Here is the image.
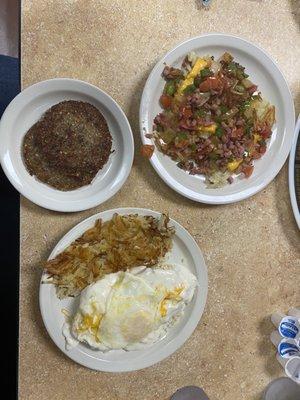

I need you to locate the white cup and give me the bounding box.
[263,377,300,399]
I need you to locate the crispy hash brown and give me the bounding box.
[44,213,175,299]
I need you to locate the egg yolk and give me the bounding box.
[121,310,154,342]
[159,286,184,317]
[76,303,103,343]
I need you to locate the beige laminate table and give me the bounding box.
[20,1,300,399]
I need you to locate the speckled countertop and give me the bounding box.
[20,1,300,399]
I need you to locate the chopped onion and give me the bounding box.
[198,92,211,106]
[210,60,221,74]
[231,90,244,96]
[187,51,197,66]
[242,78,254,89]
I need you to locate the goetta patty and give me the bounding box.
[23,100,112,191]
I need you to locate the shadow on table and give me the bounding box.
[257,316,282,377]
[20,203,82,367]
[289,0,300,29]
[294,87,300,118]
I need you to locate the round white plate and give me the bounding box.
[0,78,134,212]
[39,208,208,372]
[140,34,295,204]
[289,115,300,229]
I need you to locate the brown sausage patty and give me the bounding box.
[22,100,112,191]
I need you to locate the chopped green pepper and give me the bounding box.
[183,84,196,94]
[209,152,218,160]
[194,75,202,87]
[240,100,251,112]
[220,105,229,114]
[159,129,176,144]
[177,132,188,140]
[215,126,224,138]
[227,62,237,73]
[194,108,206,118]
[190,143,197,151]
[200,68,212,78]
[236,67,248,81]
[165,81,176,96]
[214,116,223,124]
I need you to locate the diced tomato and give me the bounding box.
[242,165,254,178]
[160,94,172,109]
[248,85,258,95]
[260,127,271,139]
[141,144,155,158]
[198,77,223,92]
[259,145,267,154]
[181,106,193,119]
[252,150,262,160]
[231,127,244,138]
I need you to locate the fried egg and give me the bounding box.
[63,264,197,351]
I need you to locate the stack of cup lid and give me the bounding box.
[270,308,300,385]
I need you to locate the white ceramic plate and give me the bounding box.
[140,34,295,204]
[0,78,134,212]
[39,208,208,372]
[289,115,300,229]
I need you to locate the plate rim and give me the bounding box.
[139,33,295,204]
[39,207,208,372]
[288,115,300,229]
[0,78,134,212]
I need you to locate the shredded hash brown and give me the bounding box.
[44,213,175,299]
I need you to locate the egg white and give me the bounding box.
[65,264,197,351]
